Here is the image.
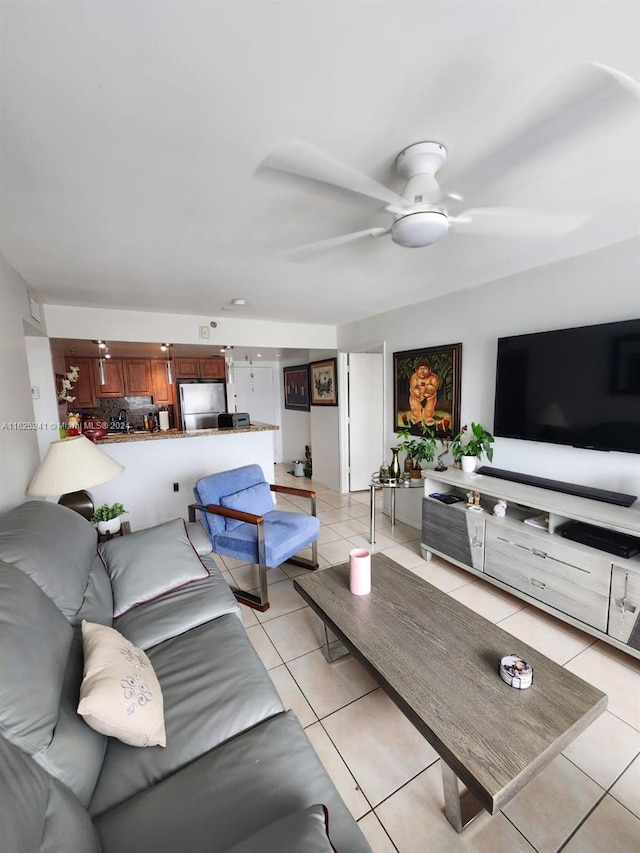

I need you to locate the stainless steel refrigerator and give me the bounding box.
[178,380,227,431]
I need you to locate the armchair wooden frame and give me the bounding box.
[189,484,319,611]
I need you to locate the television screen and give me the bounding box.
[494,319,640,455]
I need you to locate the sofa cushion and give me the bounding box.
[219,481,275,530]
[114,562,240,650]
[90,613,284,816]
[40,628,108,806]
[78,621,166,748]
[184,520,213,555]
[94,711,371,853]
[0,501,98,620]
[214,510,319,567]
[99,518,209,617]
[223,805,335,853]
[76,553,114,625]
[0,562,106,806]
[0,735,100,853]
[0,559,72,753]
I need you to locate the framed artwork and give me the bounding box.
[393,343,462,437]
[283,364,310,411]
[310,358,338,406]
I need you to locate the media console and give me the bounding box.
[421,467,640,659]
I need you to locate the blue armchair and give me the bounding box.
[189,464,320,611]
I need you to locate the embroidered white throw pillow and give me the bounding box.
[77,621,166,747]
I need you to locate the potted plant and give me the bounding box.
[397,424,437,477]
[90,502,127,535]
[451,423,495,473]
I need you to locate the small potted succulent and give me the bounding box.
[90,502,127,535]
[451,423,495,473]
[397,423,437,477]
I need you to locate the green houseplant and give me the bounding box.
[397,424,437,477]
[451,423,494,472]
[90,502,127,535]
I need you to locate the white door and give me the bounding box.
[348,352,384,491]
[233,365,281,462]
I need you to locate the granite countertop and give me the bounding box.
[95,422,279,444]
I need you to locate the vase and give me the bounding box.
[461,456,477,473]
[97,517,121,536]
[389,447,402,481]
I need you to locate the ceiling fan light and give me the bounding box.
[391,211,448,248]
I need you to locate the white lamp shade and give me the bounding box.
[26,435,124,497]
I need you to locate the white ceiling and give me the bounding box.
[2,1,639,328]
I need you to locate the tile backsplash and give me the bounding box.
[74,397,175,431]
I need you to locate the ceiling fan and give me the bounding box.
[257,62,639,258]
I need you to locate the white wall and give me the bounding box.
[24,335,61,459]
[44,305,337,351]
[338,238,640,516]
[88,430,277,531]
[0,255,47,510]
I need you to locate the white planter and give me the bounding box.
[97,517,121,535]
[461,456,478,473]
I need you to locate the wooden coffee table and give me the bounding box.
[293,554,607,832]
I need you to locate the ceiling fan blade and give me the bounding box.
[283,227,389,260]
[450,207,588,237]
[258,140,408,213]
[453,62,640,199]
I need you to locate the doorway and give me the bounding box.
[345,349,385,492]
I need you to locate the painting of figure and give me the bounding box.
[393,344,461,437]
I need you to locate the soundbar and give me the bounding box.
[476,466,637,508]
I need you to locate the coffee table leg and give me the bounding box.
[441,761,484,833]
[321,623,350,663]
[369,484,376,545]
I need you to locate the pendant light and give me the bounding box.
[161,344,173,384]
[95,340,107,385]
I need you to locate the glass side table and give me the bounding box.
[369,476,424,544]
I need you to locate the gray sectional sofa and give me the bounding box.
[0,501,371,853]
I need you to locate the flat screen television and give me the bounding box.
[494,319,640,455]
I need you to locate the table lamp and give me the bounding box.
[26,435,124,519]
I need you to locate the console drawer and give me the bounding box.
[422,498,484,571]
[484,526,611,631]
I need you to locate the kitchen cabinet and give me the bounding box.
[64,357,97,408]
[174,357,225,379]
[200,358,226,379]
[174,358,200,378]
[151,359,175,405]
[123,359,153,396]
[93,358,125,397]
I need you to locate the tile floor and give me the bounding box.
[212,465,640,852]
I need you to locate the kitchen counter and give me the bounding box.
[95,422,279,444]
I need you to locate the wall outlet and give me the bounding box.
[199,325,210,339]
[173,482,179,492]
